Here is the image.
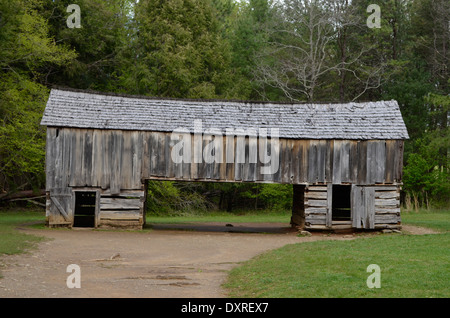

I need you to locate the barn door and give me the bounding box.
[351,186,375,229]
[48,188,73,226]
[73,190,99,228]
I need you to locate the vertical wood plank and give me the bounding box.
[317,140,326,183]
[226,136,234,181]
[74,130,85,187]
[62,129,72,188]
[164,134,173,178]
[54,128,62,189]
[385,140,395,184]
[182,135,192,180]
[262,138,273,183]
[212,135,222,180]
[149,132,158,176]
[255,136,263,182]
[191,133,199,180]
[375,141,386,183]
[326,183,333,227]
[366,141,376,185]
[47,128,57,190]
[91,130,100,187]
[242,137,250,181]
[300,140,309,183]
[351,185,363,228]
[150,132,158,176]
[341,141,350,183]
[308,140,318,184]
[110,131,123,195]
[132,131,144,188]
[247,136,257,182]
[365,187,375,229]
[289,139,295,183]
[171,132,181,179]
[272,138,282,183]
[219,136,227,181]
[357,141,367,185]
[332,140,342,184]
[142,132,150,179]
[281,139,291,183]
[292,140,301,184]
[120,131,132,189]
[360,187,367,228]
[349,141,358,184]
[204,135,213,179]
[156,132,166,177]
[325,140,333,183]
[101,130,111,190]
[83,129,93,187]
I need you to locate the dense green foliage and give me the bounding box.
[0,0,448,211]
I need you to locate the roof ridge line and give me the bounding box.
[49,86,390,106]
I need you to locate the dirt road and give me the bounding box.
[0,223,437,298]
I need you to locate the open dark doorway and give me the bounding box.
[73,191,96,227]
[332,185,351,221]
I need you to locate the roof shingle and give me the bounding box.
[40,88,409,140]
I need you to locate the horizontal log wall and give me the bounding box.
[304,186,327,228]
[46,188,145,228]
[97,189,145,228]
[374,185,401,228]
[305,184,401,230]
[45,127,405,189]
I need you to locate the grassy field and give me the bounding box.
[401,209,450,232]
[145,209,291,225]
[0,208,46,257]
[224,209,450,298]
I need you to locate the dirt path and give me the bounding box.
[0,223,439,298]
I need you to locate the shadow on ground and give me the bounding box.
[147,222,297,234]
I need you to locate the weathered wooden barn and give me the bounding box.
[41,88,409,230]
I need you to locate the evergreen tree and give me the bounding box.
[118,0,233,99]
[42,0,130,91]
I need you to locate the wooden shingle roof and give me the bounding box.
[41,88,409,140]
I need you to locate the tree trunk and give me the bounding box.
[0,189,46,201]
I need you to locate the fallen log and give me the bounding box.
[0,189,46,201]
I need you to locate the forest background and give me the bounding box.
[0,0,448,213]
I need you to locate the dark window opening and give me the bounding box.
[73,192,96,227]
[332,185,351,221]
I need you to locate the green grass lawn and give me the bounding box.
[0,209,46,256]
[224,209,450,298]
[145,209,291,225]
[401,209,450,232]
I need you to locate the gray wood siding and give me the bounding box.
[305,184,401,230]
[45,127,405,190]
